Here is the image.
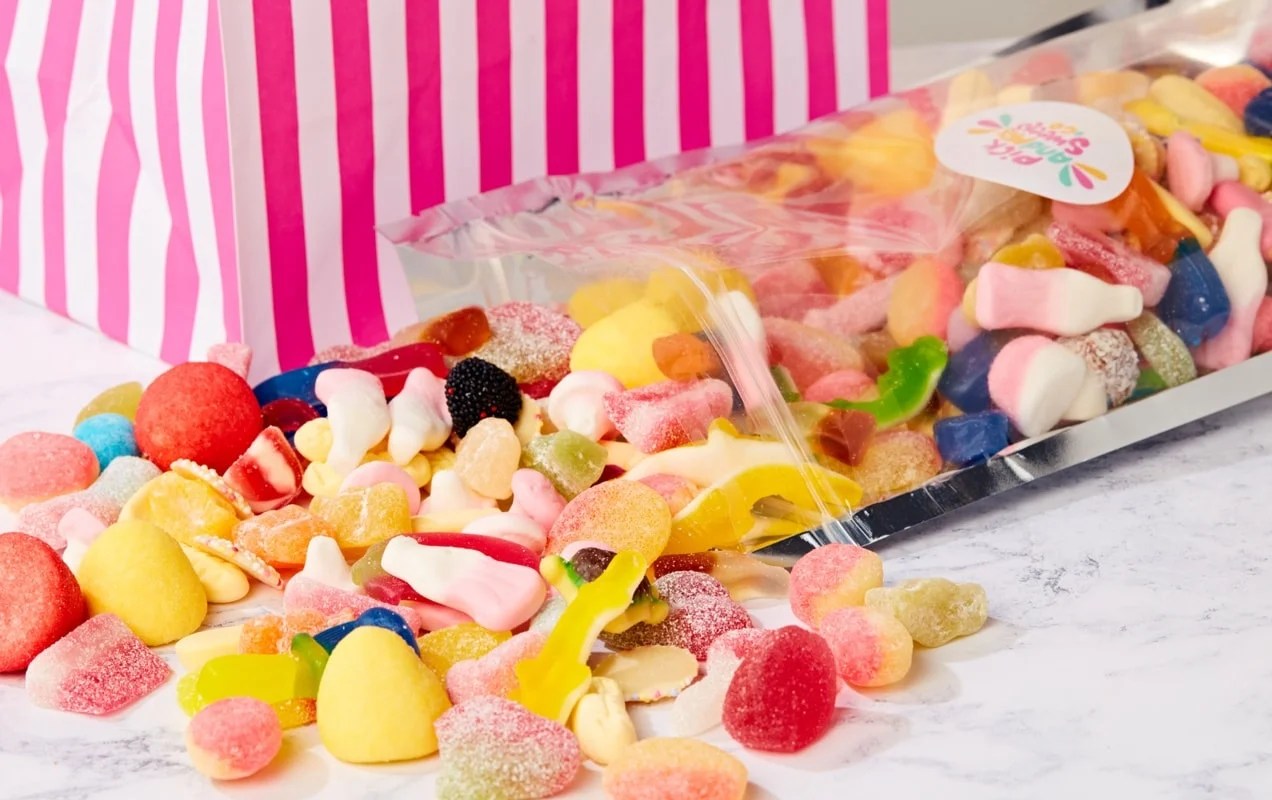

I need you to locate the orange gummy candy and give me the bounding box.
[233,504,334,569]
[811,252,871,296]
[848,430,942,504]
[240,610,329,655]
[1107,169,1188,262]
[420,306,493,357]
[652,333,724,382]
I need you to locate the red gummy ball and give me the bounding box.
[135,362,263,472]
[0,532,87,672]
[722,625,838,753]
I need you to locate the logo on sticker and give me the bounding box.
[935,101,1133,205]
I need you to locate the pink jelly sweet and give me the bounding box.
[604,379,734,454]
[788,543,884,628]
[186,697,283,780]
[0,432,100,510]
[16,491,120,550]
[0,533,87,673]
[1047,222,1172,305]
[1208,181,1272,260]
[446,630,547,705]
[803,369,877,404]
[802,276,897,337]
[474,301,582,384]
[1253,296,1272,355]
[721,625,838,752]
[886,257,963,346]
[705,628,774,672]
[283,574,425,632]
[763,317,867,391]
[752,259,835,320]
[25,614,171,715]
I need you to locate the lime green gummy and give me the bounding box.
[195,653,314,707]
[829,336,948,428]
[290,633,330,686]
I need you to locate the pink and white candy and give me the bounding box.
[297,536,359,593]
[462,512,547,553]
[419,470,498,515]
[340,461,422,515]
[507,469,566,532]
[988,335,1091,438]
[387,368,451,464]
[1194,207,1267,370]
[314,369,391,476]
[974,262,1143,337]
[1208,181,1272,260]
[547,371,623,441]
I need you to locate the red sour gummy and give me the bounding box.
[0,533,87,672]
[722,625,838,752]
[260,398,320,435]
[134,362,263,472]
[408,533,541,572]
[343,343,447,398]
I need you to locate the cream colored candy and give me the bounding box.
[293,418,333,463]
[1149,75,1242,133]
[412,508,499,533]
[387,368,451,464]
[298,535,359,593]
[940,69,995,129]
[190,535,283,589]
[995,83,1033,105]
[175,625,245,672]
[418,470,497,515]
[61,537,88,574]
[1239,153,1272,191]
[302,461,342,498]
[315,369,392,477]
[180,544,250,604]
[569,677,637,766]
[514,394,545,445]
[594,645,699,703]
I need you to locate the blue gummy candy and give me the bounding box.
[936,331,1006,413]
[314,607,419,655]
[72,413,138,470]
[1157,240,1231,347]
[934,411,1011,468]
[252,362,337,410]
[1245,86,1272,137]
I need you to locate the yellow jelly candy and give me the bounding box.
[75,381,143,426]
[1148,178,1213,249]
[644,257,756,332]
[318,626,451,763]
[570,299,682,388]
[175,625,244,672]
[177,671,203,715]
[425,446,457,474]
[990,233,1064,269]
[310,484,411,553]
[939,68,995,129]
[817,108,936,196]
[1239,153,1272,191]
[420,623,511,683]
[293,418,333,463]
[1124,98,1180,137]
[1149,75,1242,133]
[196,652,318,708]
[512,550,648,724]
[118,471,240,546]
[401,453,433,487]
[622,419,802,487]
[77,520,208,646]
[663,463,861,555]
[179,544,250,604]
[995,83,1033,105]
[1183,120,1272,163]
[567,277,645,328]
[301,461,341,498]
[1077,69,1150,107]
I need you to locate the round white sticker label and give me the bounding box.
[934,101,1134,205]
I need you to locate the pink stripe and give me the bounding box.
[543,0,578,175]
[0,1,20,296]
[803,0,837,118]
[96,0,136,343]
[253,0,315,368]
[405,0,444,211]
[203,0,240,341]
[330,0,388,347]
[611,0,645,168]
[676,0,709,152]
[155,0,199,362]
[866,0,889,97]
[738,0,773,140]
[476,0,511,192]
[38,0,85,316]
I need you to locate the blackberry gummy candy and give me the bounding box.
[445,357,523,438]
[722,625,838,753]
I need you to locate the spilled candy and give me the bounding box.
[866,577,989,647]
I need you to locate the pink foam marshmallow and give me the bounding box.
[1208,181,1272,261]
[283,574,425,632]
[974,262,1143,336]
[1165,132,1214,211]
[1193,207,1268,370]
[988,335,1089,438]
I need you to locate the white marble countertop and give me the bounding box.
[5,271,1272,800]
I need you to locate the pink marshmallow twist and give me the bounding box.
[988,335,1090,438]
[1193,207,1267,370]
[974,262,1143,337]
[1208,181,1272,261]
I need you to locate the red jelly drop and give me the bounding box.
[261,398,320,435]
[363,574,427,604]
[408,533,540,572]
[722,625,838,753]
[343,343,447,397]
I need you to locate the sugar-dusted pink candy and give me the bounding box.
[435,696,581,799]
[788,543,884,628]
[474,301,582,384]
[186,697,283,780]
[803,369,877,404]
[763,317,866,391]
[604,379,733,454]
[0,432,99,510]
[1209,181,1272,260]
[1165,131,1214,212]
[601,572,753,661]
[802,275,896,337]
[445,630,547,705]
[207,343,253,380]
[656,570,731,604]
[16,491,120,551]
[283,574,425,633]
[1196,64,1271,115]
[0,533,87,673]
[25,613,171,715]
[721,625,838,753]
[752,259,834,320]
[820,606,914,687]
[637,473,699,515]
[1047,222,1172,305]
[706,628,774,672]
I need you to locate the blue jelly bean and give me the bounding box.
[936,331,1008,413]
[314,607,418,655]
[1244,86,1272,137]
[72,413,138,470]
[934,411,1011,467]
[253,362,337,410]
[1157,239,1231,347]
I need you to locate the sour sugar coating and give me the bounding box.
[546,480,671,564]
[434,696,581,800]
[1047,222,1172,306]
[987,335,1090,438]
[472,301,582,385]
[85,456,160,507]
[600,572,753,661]
[638,474,699,516]
[240,610,328,654]
[234,505,334,570]
[602,737,748,800]
[0,533,87,672]
[1209,181,1272,260]
[820,606,914,687]
[16,492,119,551]
[973,262,1143,336]
[185,697,283,781]
[283,574,425,633]
[445,630,546,705]
[846,430,941,507]
[1058,329,1141,407]
[789,543,884,628]
[26,613,171,715]
[866,577,989,647]
[803,275,895,338]
[763,317,866,392]
[310,483,411,554]
[72,414,138,471]
[419,622,512,684]
[134,362,263,472]
[0,432,99,510]
[520,432,607,501]
[453,417,521,501]
[886,257,964,346]
[722,625,838,753]
[603,378,734,454]
[1127,312,1198,387]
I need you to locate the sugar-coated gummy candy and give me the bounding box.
[76,520,207,646]
[603,378,733,454]
[820,606,914,687]
[310,483,411,553]
[722,625,838,753]
[317,626,452,763]
[789,543,884,628]
[186,697,283,781]
[315,606,419,655]
[283,574,425,633]
[118,470,240,546]
[600,572,752,661]
[339,460,422,514]
[847,430,942,505]
[865,577,989,647]
[803,369,877,404]
[453,417,521,500]
[0,533,87,672]
[413,305,493,355]
[86,455,160,507]
[547,480,671,564]
[238,610,328,655]
[72,414,138,471]
[224,426,304,513]
[74,381,143,426]
[637,473,699,516]
[420,622,512,683]
[0,431,100,510]
[886,257,964,346]
[234,504,333,569]
[472,301,581,385]
[763,317,866,392]
[207,342,253,378]
[706,628,774,671]
[134,362,263,472]
[1127,311,1198,387]
[654,550,790,603]
[1058,329,1141,407]
[520,431,607,500]
[434,696,581,800]
[25,613,171,715]
[752,258,833,321]
[16,491,119,550]
[445,630,545,705]
[602,737,748,800]
[934,411,1010,467]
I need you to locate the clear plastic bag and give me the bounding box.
[382,0,1272,559]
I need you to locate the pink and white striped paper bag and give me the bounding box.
[0,0,888,379]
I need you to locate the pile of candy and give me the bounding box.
[0,296,987,796]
